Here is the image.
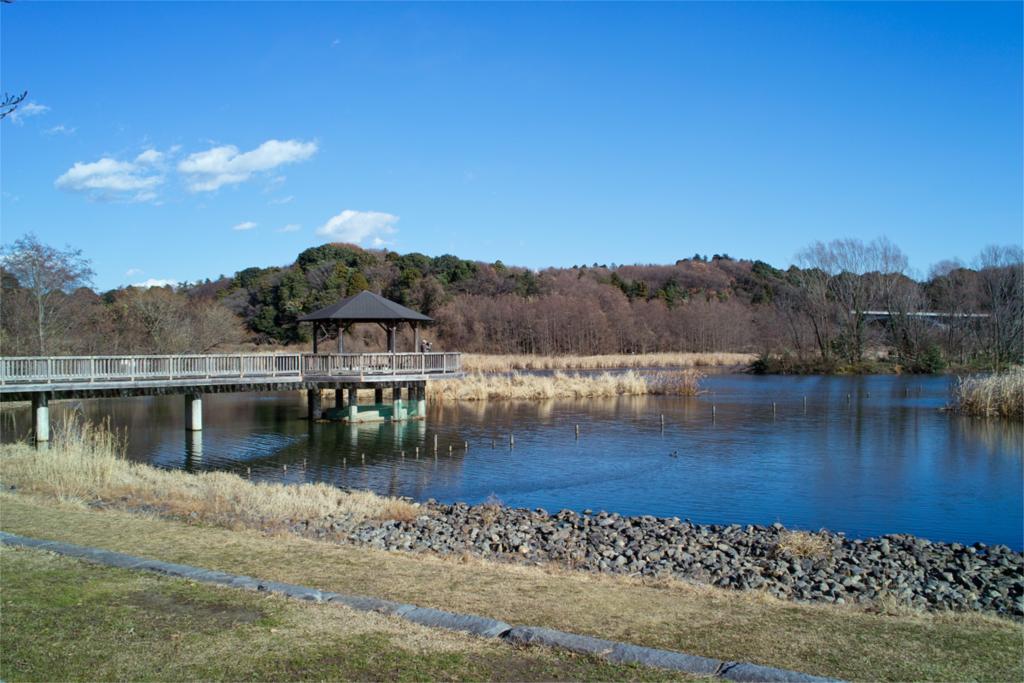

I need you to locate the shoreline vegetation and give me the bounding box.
[460,352,753,373]
[952,367,1024,420]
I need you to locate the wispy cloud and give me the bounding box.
[125,267,144,277]
[233,221,257,231]
[44,124,76,136]
[269,194,294,205]
[8,101,49,124]
[55,155,164,203]
[316,210,398,245]
[178,139,317,192]
[278,223,301,233]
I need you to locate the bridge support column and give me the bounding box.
[416,384,426,419]
[32,394,49,443]
[307,389,322,421]
[392,385,402,422]
[347,387,358,422]
[185,394,203,431]
[373,387,383,405]
[334,388,345,409]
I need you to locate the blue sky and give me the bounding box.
[2,1,1021,291]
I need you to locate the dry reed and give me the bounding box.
[775,530,833,560]
[462,352,754,373]
[0,412,419,529]
[953,368,1024,420]
[426,369,703,401]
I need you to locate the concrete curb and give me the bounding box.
[0,531,842,682]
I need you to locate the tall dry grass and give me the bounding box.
[462,352,753,373]
[426,369,703,402]
[0,412,419,529]
[953,368,1024,420]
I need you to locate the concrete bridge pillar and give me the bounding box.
[32,394,49,443]
[373,387,383,405]
[347,387,358,422]
[185,394,203,431]
[334,388,345,409]
[307,389,322,421]
[416,384,426,419]
[392,385,403,422]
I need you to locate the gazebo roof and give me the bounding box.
[298,290,432,324]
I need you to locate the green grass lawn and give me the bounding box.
[1,546,685,682]
[2,493,1021,682]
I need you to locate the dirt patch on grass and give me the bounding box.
[125,590,266,628]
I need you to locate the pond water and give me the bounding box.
[2,374,1021,548]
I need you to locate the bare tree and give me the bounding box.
[1,234,95,354]
[976,245,1024,369]
[797,237,909,363]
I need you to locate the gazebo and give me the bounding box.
[298,290,432,354]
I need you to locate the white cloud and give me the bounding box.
[278,223,301,233]
[44,124,76,136]
[316,210,399,245]
[125,267,144,277]
[55,156,164,202]
[9,101,49,124]
[233,221,257,231]
[131,278,176,289]
[135,149,164,164]
[178,139,317,192]
[269,194,294,205]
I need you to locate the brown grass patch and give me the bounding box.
[427,369,703,401]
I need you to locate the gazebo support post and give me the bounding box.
[416,383,426,418]
[347,387,358,422]
[392,385,402,422]
[374,387,383,405]
[307,389,322,420]
[412,323,420,353]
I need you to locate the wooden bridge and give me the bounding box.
[0,352,463,442]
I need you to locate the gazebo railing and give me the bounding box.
[300,352,460,377]
[0,352,461,386]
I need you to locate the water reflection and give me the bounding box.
[1,375,1020,548]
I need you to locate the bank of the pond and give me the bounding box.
[7,442,1018,618]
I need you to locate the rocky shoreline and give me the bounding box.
[292,500,1023,619]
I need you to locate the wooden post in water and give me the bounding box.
[509,433,515,448]
[803,395,807,413]
[772,402,777,418]
[575,424,580,439]
[448,443,453,454]
[433,434,438,451]
[660,414,665,430]
[712,405,717,422]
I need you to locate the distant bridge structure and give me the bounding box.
[858,310,990,324]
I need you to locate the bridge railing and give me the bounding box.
[0,352,461,386]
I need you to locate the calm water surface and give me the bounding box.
[3,375,1021,548]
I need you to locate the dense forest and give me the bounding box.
[2,234,1021,373]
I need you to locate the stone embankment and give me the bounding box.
[291,502,1023,618]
